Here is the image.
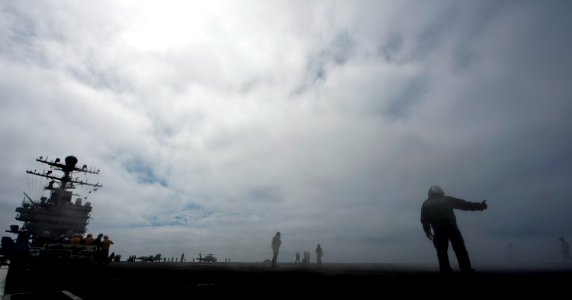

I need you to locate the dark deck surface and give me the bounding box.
[4,262,572,298]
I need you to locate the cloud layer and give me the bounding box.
[1,1,571,267]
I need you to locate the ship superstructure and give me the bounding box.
[8,155,102,247]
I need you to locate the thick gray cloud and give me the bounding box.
[1,1,571,268]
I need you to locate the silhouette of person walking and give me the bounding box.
[101,235,114,265]
[559,237,571,264]
[316,244,324,265]
[271,232,281,268]
[303,251,309,264]
[420,185,487,273]
[304,250,310,264]
[93,233,104,264]
[295,251,300,263]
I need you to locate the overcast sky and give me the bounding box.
[1,1,571,268]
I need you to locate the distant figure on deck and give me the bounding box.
[420,185,487,273]
[559,237,571,264]
[84,233,94,245]
[303,250,310,264]
[316,244,324,265]
[295,251,301,263]
[70,233,82,245]
[93,233,104,264]
[271,232,281,268]
[101,235,114,265]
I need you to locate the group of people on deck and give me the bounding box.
[35,230,114,264]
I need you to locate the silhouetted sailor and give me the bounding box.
[84,233,94,245]
[303,250,310,264]
[93,233,104,264]
[70,233,82,245]
[271,232,281,268]
[316,244,324,265]
[559,237,571,264]
[420,185,487,273]
[101,235,114,265]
